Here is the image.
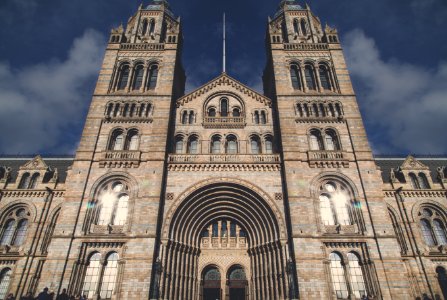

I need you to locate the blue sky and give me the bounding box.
[0,0,446,155]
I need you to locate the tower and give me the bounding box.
[263,0,412,299]
[38,1,185,298]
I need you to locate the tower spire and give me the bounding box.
[223,13,226,73]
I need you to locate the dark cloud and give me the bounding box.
[0,29,106,154]
[344,29,447,154]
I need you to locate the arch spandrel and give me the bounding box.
[162,177,287,242]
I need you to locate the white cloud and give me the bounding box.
[0,29,106,154]
[343,29,447,154]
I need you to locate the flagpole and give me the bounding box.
[223,13,226,73]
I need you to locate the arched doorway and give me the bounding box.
[227,265,247,300]
[202,266,221,300]
[156,180,296,300]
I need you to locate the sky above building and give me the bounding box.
[0,0,446,155]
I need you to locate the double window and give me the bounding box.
[309,128,340,151]
[329,252,367,299]
[409,172,430,189]
[0,208,30,247]
[82,252,119,299]
[108,129,139,151]
[419,207,447,247]
[18,172,40,189]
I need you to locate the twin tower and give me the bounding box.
[2,0,444,299]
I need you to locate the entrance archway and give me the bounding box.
[157,180,295,300]
[202,266,221,300]
[227,265,247,300]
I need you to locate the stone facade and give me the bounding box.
[0,0,447,299]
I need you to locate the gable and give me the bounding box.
[400,155,429,171]
[19,155,49,171]
[176,73,271,108]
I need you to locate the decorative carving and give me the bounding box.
[166,193,174,201]
[307,150,349,168]
[274,193,283,201]
[20,155,48,171]
[99,151,142,168]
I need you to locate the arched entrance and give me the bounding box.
[227,265,247,300]
[156,180,296,300]
[202,266,221,300]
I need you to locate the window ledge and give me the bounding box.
[203,117,246,129]
[323,224,357,235]
[308,150,349,168]
[99,151,141,168]
[91,224,125,235]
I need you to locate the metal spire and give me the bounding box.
[223,13,226,73]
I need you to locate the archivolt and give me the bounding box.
[163,177,286,247]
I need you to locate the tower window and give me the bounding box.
[265,136,274,154]
[220,98,228,117]
[149,19,156,36]
[208,108,216,117]
[18,173,31,189]
[319,65,332,90]
[309,129,324,151]
[142,19,149,36]
[250,136,261,154]
[211,135,221,154]
[329,252,348,299]
[0,268,12,300]
[418,207,447,247]
[175,136,184,154]
[188,136,199,154]
[132,64,145,90]
[232,108,240,117]
[304,65,317,90]
[300,19,307,35]
[117,65,130,90]
[260,111,267,124]
[147,64,159,90]
[290,65,302,90]
[293,19,299,35]
[0,207,30,246]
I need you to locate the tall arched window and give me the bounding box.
[132,64,145,90]
[18,173,31,189]
[211,136,221,154]
[309,129,324,150]
[109,130,125,151]
[304,65,317,90]
[96,181,130,226]
[254,111,260,124]
[250,136,261,154]
[181,111,188,124]
[100,253,119,299]
[175,136,184,154]
[149,19,155,36]
[0,208,30,247]
[290,65,302,90]
[329,252,348,299]
[141,19,148,36]
[220,98,228,117]
[13,219,28,246]
[293,19,299,35]
[226,135,238,154]
[325,129,340,151]
[41,209,60,254]
[188,136,199,154]
[437,267,447,300]
[260,111,267,124]
[300,19,307,35]
[265,136,273,154]
[147,64,159,90]
[83,253,102,299]
[29,173,40,189]
[126,130,139,151]
[0,220,15,246]
[319,65,332,90]
[117,65,130,90]
[319,182,352,226]
[433,220,447,245]
[348,253,367,299]
[420,219,435,246]
[418,173,430,189]
[409,173,420,189]
[0,268,12,300]
[419,207,447,247]
[189,112,194,124]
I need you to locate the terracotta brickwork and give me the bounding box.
[0,1,447,300]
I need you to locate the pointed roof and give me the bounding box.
[176,73,271,107]
[19,155,49,171]
[400,155,430,171]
